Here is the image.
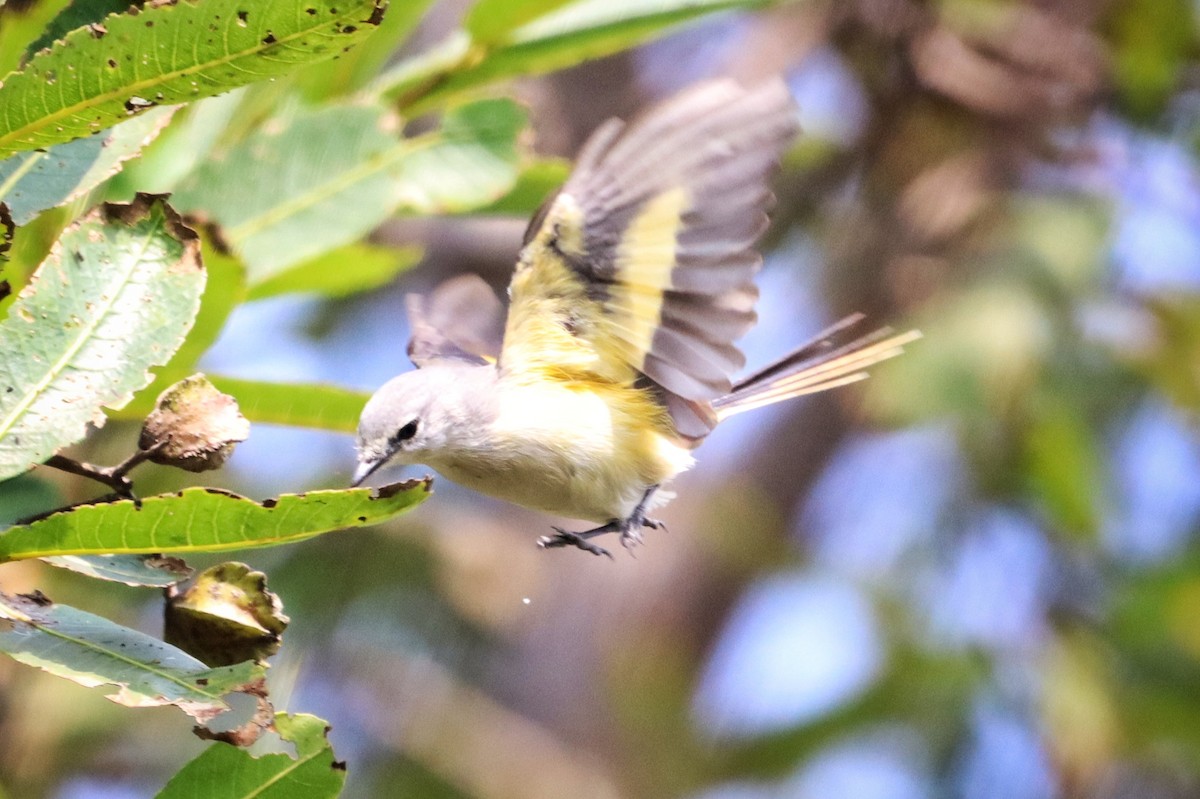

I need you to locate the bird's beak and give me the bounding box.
[351,457,384,487]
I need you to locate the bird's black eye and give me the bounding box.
[392,420,418,445]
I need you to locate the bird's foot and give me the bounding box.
[537,513,666,558]
[619,512,666,551]
[538,485,666,559]
[538,525,617,559]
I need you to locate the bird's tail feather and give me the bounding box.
[713,317,921,420]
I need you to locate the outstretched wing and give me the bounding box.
[407,274,505,367]
[499,80,799,438]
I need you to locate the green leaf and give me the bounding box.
[1108,0,1194,119]
[172,98,525,279]
[1023,398,1104,539]
[43,553,193,587]
[0,0,71,76]
[0,195,205,482]
[476,157,569,215]
[0,590,264,722]
[207,377,369,432]
[120,231,246,419]
[464,0,577,44]
[172,103,392,280]
[23,0,133,58]
[393,98,528,213]
[1139,298,1200,411]
[0,105,176,224]
[0,0,388,158]
[112,375,371,432]
[294,0,438,100]
[110,89,250,196]
[0,478,430,561]
[246,242,423,300]
[377,0,772,110]
[156,713,346,799]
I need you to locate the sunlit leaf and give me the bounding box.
[378,0,774,111]
[114,374,371,433]
[246,242,423,301]
[0,590,264,723]
[0,105,175,224]
[1139,298,1200,411]
[0,195,204,481]
[22,0,131,58]
[0,478,430,561]
[120,232,245,419]
[464,0,577,44]
[43,553,193,587]
[294,0,438,100]
[172,98,525,279]
[0,0,388,158]
[155,713,346,799]
[0,0,71,76]
[476,157,569,215]
[207,377,370,433]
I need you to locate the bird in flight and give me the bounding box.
[354,79,919,557]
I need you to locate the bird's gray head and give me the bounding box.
[352,365,493,486]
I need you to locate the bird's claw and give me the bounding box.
[537,528,614,559]
[538,487,666,559]
[620,514,665,549]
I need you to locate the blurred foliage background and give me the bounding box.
[2,0,1200,796]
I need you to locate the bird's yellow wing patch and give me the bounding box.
[499,79,800,438]
[501,188,688,388]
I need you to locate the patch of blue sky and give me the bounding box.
[800,425,964,583]
[1103,397,1200,563]
[1106,127,1200,292]
[55,780,152,799]
[920,509,1053,651]
[636,19,867,146]
[693,572,881,738]
[786,47,869,146]
[698,235,828,467]
[634,13,754,96]
[955,701,1058,799]
[789,729,933,799]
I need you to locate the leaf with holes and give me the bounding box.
[23,0,136,60]
[0,195,204,482]
[0,479,430,562]
[0,105,176,225]
[156,713,346,799]
[0,591,264,722]
[0,0,387,159]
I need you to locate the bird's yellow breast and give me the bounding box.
[435,376,692,523]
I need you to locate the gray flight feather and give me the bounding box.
[547,79,800,438]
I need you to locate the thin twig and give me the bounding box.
[42,443,163,501]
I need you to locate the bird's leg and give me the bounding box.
[537,485,665,558]
[620,485,665,550]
